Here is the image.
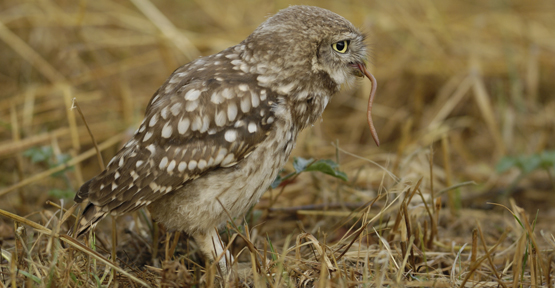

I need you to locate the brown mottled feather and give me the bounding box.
[71,7,375,274]
[73,56,278,235]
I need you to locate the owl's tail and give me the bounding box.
[67,203,107,238]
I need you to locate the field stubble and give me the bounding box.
[0,0,554,287]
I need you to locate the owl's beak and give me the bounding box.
[351,66,365,77]
[353,62,380,147]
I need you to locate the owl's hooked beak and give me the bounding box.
[351,62,380,147]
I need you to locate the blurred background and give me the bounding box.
[0,0,554,268]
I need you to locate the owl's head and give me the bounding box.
[242,6,379,144]
[246,5,368,88]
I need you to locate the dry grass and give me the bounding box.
[0,0,554,287]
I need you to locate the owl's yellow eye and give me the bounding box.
[332,40,349,53]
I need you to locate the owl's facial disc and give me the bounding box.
[353,62,380,147]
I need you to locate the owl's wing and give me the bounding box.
[73,65,276,235]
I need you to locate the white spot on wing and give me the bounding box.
[248,122,257,133]
[184,89,201,101]
[240,64,249,73]
[143,131,153,142]
[260,90,267,101]
[221,88,234,99]
[188,160,197,170]
[215,110,226,126]
[161,107,169,119]
[191,116,201,131]
[234,120,244,128]
[178,162,187,172]
[200,115,210,133]
[186,100,199,112]
[257,75,273,84]
[170,103,182,116]
[178,117,190,134]
[146,144,156,153]
[159,157,168,169]
[221,153,236,167]
[151,94,160,103]
[211,92,224,104]
[251,92,260,107]
[198,159,207,170]
[169,72,186,84]
[136,160,144,167]
[227,102,238,121]
[214,148,227,165]
[240,97,251,113]
[161,122,173,138]
[238,84,248,91]
[167,160,176,172]
[131,170,139,180]
[149,114,158,127]
[224,130,237,142]
[114,171,120,179]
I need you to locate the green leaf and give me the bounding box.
[271,174,283,189]
[15,269,41,284]
[48,188,75,199]
[267,234,278,261]
[512,214,525,230]
[55,153,72,165]
[540,151,555,168]
[23,146,53,163]
[496,157,517,173]
[305,159,348,181]
[272,158,348,189]
[293,157,314,173]
[69,272,79,284]
[497,151,555,174]
[52,153,74,177]
[520,154,541,174]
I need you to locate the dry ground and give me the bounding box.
[0,0,554,287]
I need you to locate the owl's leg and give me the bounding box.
[194,229,232,274]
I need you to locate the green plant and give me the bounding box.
[496,150,555,194]
[271,156,347,189]
[23,146,75,199]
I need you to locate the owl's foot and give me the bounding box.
[194,229,233,274]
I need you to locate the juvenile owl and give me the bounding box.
[72,5,378,272]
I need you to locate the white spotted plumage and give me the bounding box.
[73,5,370,274]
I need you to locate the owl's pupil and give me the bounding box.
[336,41,345,50]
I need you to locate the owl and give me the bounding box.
[72,5,379,273]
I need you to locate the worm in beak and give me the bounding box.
[355,62,380,147]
